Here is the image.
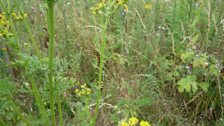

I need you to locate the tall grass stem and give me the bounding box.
[47,1,56,126]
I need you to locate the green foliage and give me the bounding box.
[178,75,198,93]
[0,79,16,124]
[1,0,224,125]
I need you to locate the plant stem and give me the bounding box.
[57,98,64,126]
[91,16,109,126]
[47,1,56,126]
[29,78,47,118]
[13,0,41,59]
[56,80,64,126]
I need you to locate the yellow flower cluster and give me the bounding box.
[120,117,151,126]
[0,12,11,38]
[140,120,151,126]
[90,0,129,15]
[0,11,27,38]
[74,83,92,97]
[144,3,152,9]
[11,12,27,21]
[128,117,139,125]
[90,2,104,15]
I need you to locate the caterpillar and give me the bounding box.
[43,27,49,49]
[92,45,100,67]
[43,27,57,49]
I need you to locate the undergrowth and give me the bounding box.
[1,0,224,126]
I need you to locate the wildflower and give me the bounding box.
[75,89,79,94]
[128,117,139,125]
[123,4,128,12]
[86,88,91,95]
[90,2,104,15]
[74,83,92,97]
[144,3,152,9]
[140,120,151,126]
[0,12,6,20]
[11,12,17,18]
[23,13,27,18]
[120,121,129,126]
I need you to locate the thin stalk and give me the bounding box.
[1,46,15,80]
[56,81,64,126]
[58,2,70,58]
[205,0,211,51]
[91,16,109,126]
[57,98,64,126]
[217,76,222,117]
[47,1,56,126]
[8,15,20,50]
[29,78,47,118]
[13,0,41,58]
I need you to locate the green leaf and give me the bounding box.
[177,75,198,93]
[209,65,219,76]
[135,98,151,107]
[178,84,185,93]
[0,79,16,97]
[191,81,198,93]
[193,54,208,68]
[181,51,195,63]
[189,34,199,47]
[198,82,209,92]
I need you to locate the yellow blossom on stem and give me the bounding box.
[140,120,151,126]
[120,121,129,126]
[128,117,139,125]
[74,83,92,97]
[144,3,152,9]
[123,4,128,12]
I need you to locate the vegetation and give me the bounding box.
[0,0,224,125]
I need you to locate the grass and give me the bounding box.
[1,0,224,126]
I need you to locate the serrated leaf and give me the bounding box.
[188,34,199,47]
[209,65,219,76]
[199,82,209,92]
[193,54,208,68]
[177,75,198,93]
[135,98,151,107]
[191,81,198,93]
[181,51,195,63]
[178,84,185,93]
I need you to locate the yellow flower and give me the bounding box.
[120,121,129,126]
[0,13,5,20]
[96,2,104,9]
[75,89,79,93]
[140,120,151,126]
[23,13,27,18]
[128,117,139,125]
[86,88,92,95]
[144,3,152,9]
[11,12,17,18]
[74,83,92,97]
[123,4,128,12]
